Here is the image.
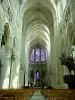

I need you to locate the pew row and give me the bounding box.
[0,88,35,100]
[40,89,75,100]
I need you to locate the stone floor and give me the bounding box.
[30,90,46,100]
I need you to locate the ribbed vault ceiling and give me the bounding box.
[22,0,55,53]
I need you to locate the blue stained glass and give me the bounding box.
[36,48,40,61]
[31,49,34,61]
[31,48,47,62]
[41,49,45,61]
[35,72,40,80]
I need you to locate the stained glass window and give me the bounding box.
[31,48,48,62]
[35,72,40,80]
[36,48,40,61]
[41,49,45,61]
[31,49,34,61]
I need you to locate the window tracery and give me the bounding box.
[31,48,48,62]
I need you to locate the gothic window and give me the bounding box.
[36,48,40,61]
[41,49,45,61]
[31,48,48,62]
[35,71,40,80]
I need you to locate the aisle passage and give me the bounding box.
[30,90,46,100]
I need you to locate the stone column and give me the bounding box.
[33,47,36,86]
[25,69,28,86]
[47,54,51,86]
[12,17,23,88]
[50,17,58,88]
[19,70,24,88]
[25,40,29,86]
[1,46,12,88]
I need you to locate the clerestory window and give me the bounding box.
[31,48,48,62]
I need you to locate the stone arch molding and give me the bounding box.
[22,2,54,36]
[29,43,46,55]
[26,20,50,35]
[22,1,55,50]
[20,0,56,19]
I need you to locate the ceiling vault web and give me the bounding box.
[22,0,56,53]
